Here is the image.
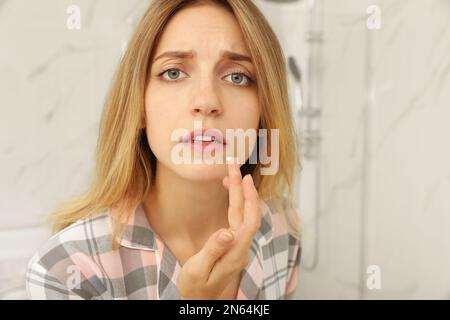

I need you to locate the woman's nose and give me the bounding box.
[190,78,224,117]
[191,105,222,117]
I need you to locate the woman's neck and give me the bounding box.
[142,162,230,250]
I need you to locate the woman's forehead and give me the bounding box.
[154,4,249,57]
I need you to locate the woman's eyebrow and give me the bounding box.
[153,50,194,62]
[153,50,253,63]
[222,50,252,63]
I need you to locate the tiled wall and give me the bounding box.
[1,0,449,299]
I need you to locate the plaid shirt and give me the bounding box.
[25,199,301,300]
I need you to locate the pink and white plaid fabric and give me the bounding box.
[25,198,301,300]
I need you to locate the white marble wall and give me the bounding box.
[0,0,153,298]
[274,0,450,299]
[1,0,449,299]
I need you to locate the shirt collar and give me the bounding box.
[115,203,158,251]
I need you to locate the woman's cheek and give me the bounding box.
[145,92,174,120]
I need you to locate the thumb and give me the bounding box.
[193,228,235,277]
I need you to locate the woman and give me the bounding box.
[25,0,302,300]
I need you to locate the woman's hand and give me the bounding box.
[176,157,263,300]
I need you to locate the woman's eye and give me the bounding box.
[160,68,187,81]
[224,72,253,86]
[159,69,253,86]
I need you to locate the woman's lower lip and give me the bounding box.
[183,141,225,153]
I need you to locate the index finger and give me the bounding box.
[226,157,244,230]
[242,174,262,236]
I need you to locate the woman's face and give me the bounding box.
[144,3,260,182]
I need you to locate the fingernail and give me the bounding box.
[218,230,234,243]
[226,156,233,164]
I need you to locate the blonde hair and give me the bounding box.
[50,0,302,249]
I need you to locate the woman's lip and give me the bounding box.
[181,128,226,144]
[190,140,224,153]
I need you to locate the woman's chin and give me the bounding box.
[174,163,227,182]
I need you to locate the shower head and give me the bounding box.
[288,56,302,83]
